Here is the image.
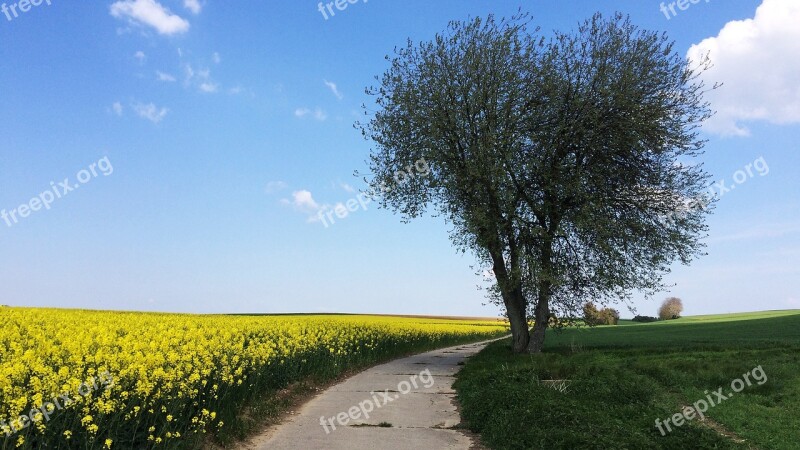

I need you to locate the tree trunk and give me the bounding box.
[528,237,554,353]
[488,245,530,353]
[527,290,550,353]
[505,287,530,353]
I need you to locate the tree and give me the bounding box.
[604,308,621,326]
[583,302,620,326]
[583,302,601,326]
[359,12,713,353]
[658,297,684,320]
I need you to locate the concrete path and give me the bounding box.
[243,340,496,450]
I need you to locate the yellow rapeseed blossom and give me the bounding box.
[0,307,507,448]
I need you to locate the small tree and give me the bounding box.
[583,302,619,325]
[583,302,601,325]
[601,308,620,325]
[658,297,684,320]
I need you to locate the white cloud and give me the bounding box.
[184,63,195,81]
[182,63,219,93]
[212,52,221,64]
[296,106,328,121]
[279,190,345,223]
[265,181,288,194]
[339,182,356,193]
[132,102,169,123]
[134,50,146,63]
[323,79,343,100]
[688,0,800,136]
[110,0,190,35]
[296,107,328,121]
[184,0,202,14]
[111,102,124,116]
[156,71,176,82]
[199,82,218,93]
[283,190,321,214]
[314,108,328,121]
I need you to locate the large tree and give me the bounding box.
[359,12,714,353]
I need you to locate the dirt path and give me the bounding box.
[238,339,498,449]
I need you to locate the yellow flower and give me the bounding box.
[0,307,507,448]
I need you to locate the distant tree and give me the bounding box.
[632,315,659,323]
[602,308,621,326]
[658,297,684,320]
[583,302,619,325]
[359,12,714,353]
[583,302,601,325]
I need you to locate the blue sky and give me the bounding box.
[1,0,798,318]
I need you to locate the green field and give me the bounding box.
[454,310,800,449]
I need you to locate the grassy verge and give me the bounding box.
[454,310,800,449]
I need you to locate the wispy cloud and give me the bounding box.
[265,181,288,194]
[279,190,344,223]
[111,102,124,116]
[110,0,190,35]
[323,79,343,100]
[281,190,321,214]
[295,107,327,121]
[182,63,219,93]
[184,0,202,14]
[156,71,176,82]
[132,102,169,123]
[134,50,146,63]
[199,82,218,93]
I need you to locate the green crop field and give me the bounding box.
[454,310,800,449]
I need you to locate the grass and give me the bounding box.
[454,310,800,449]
